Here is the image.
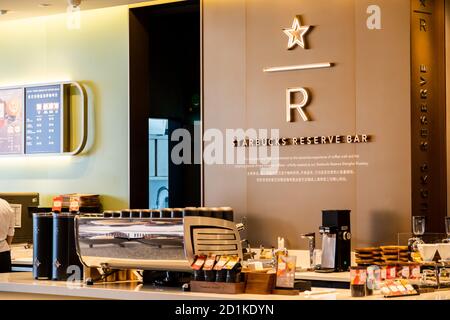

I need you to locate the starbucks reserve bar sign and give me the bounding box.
[238,13,373,149]
[234,134,370,147]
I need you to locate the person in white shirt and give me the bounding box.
[0,198,15,273]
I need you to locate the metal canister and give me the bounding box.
[52,213,82,281]
[32,213,53,280]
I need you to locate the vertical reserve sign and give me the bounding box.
[411,0,447,233]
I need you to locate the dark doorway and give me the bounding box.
[129,0,201,209]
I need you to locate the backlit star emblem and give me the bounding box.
[283,15,311,50]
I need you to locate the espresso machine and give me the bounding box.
[316,210,351,273]
[74,209,243,285]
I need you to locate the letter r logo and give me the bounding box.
[286,87,311,122]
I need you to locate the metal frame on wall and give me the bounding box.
[0,81,88,157]
[411,0,447,233]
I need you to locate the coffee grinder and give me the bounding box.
[316,210,351,273]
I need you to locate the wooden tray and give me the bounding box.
[190,281,246,294]
[244,273,276,295]
[272,288,300,296]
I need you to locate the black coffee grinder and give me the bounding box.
[316,210,351,273]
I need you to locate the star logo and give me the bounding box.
[283,15,311,50]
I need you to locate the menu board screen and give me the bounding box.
[25,85,63,154]
[0,88,24,155]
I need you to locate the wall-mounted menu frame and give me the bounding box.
[0,81,87,157]
[25,84,69,154]
[0,87,25,155]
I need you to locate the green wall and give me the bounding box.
[0,6,130,209]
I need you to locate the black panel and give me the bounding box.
[410,0,447,233]
[129,0,201,209]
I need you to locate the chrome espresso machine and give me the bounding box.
[74,208,244,285]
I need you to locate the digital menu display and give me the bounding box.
[0,88,24,155]
[25,85,63,154]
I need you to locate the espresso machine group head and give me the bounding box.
[317,210,351,273]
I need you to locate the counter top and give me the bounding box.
[12,257,32,265]
[0,273,449,300]
[11,244,33,270]
[295,271,350,283]
[11,255,32,272]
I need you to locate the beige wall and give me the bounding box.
[0,7,130,209]
[0,1,413,248]
[202,0,248,216]
[354,0,411,246]
[203,0,411,248]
